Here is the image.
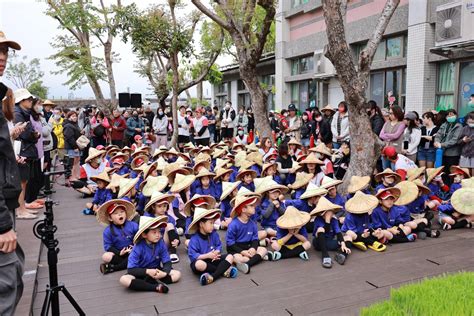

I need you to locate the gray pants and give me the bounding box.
[0,245,24,316]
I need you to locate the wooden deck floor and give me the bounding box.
[17,183,474,315]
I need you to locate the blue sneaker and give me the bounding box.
[224,266,238,278]
[200,273,213,286]
[82,208,94,215]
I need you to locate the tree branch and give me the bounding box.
[191,0,232,31]
[252,0,275,62]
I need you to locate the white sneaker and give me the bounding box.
[170,253,180,264]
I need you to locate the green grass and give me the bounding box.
[360,272,474,316]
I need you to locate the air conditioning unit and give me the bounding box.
[435,0,474,46]
[314,50,335,76]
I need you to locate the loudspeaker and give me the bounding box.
[118,93,130,108]
[130,93,142,108]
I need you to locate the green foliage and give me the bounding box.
[361,272,474,316]
[189,97,209,108]
[206,64,223,85]
[28,81,49,99]
[5,55,44,89]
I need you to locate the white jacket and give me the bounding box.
[331,111,350,143]
[404,127,421,156]
[41,116,54,152]
[153,115,168,135]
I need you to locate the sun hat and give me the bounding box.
[183,194,216,217]
[212,147,227,159]
[451,188,474,215]
[195,152,211,163]
[90,170,111,184]
[155,157,168,172]
[152,146,167,159]
[220,181,241,201]
[287,172,313,190]
[406,167,426,181]
[131,155,149,170]
[232,143,246,151]
[345,191,379,214]
[215,158,230,170]
[13,88,33,104]
[320,176,343,190]
[106,147,120,158]
[0,31,21,50]
[133,215,168,244]
[106,174,125,193]
[425,166,444,184]
[141,176,169,197]
[177,152,192,164]
[131,149,148,159]
[247,151,263,167]
[461,177,474,188]
[412,179,431,195]
[261,162,277,176]
[96,199,135,226]
[122,146,132,154]
[299,153,324,165]
[375,187,401,201]
[256,178,288,195]
[104,167,117,175]
[246,143,259,152]
[170,173,196,193]
[296,154,308,163]
[117,177,140,198]
[187,208,221,234]
[239,159,256,171]
[230,195,260,218]
[374,168,402,183]
[309,143,332,157]
[144,191,175,212]
[276,206,310,230]
[230,187,261,207]
[42,99,56,107]
[310,196,342,216]
[321,105,335,113]
[214,168,233,181]
[253,176,272,193]
[193,159,211,173]
[85,147,106,163]
[347,176,371,194]
[142,161,158,179]
[287,138,302,148]
[111,153,128,164]
[449,166,470,178]
[292,160,304,173]
[195,168,215,180]
[198,146,212,155]
[236,168,257,181]
[394,181,419,206]
[164,162,192,184]
[234,151,247,167]
[300,182,328,200]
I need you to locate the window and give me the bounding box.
[370,72,384,107]
[351,34,407,62]
[291,0,309,8]
[237,80,246,91]
[369,68,406,109]
[290,79,318,111]
[260,75,275,88]
[217,82,228,94]
[238,93,251,108]
[216,96,227,107]
[458,61,474,117]
[291,55,314,75]
[436,62,455,112]
[374,41,386,61]
[386,37,402,58]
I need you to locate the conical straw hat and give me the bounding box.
[261,162,278,176]
[394,181,419,206]
[187,208,221,234]
[145,191,175,212]
[230,195,260,218]
[412,179,431,195]
[117,177,139,198]
[212,147,227,159]
[310,143,332,157]
[155,157,168,172]
[347,176,371,194]
[131,155,149,170]
[256,178,289,195]
[406,167,426,181]
[141,176,169,197]
[375,168,402,183]
[321,104,335,113]
[254,176,272,193]
[287,138,302,148]
[247,151,264,167]
[299,153,323,165]
[246,143,259,152]
[183,194,216,217]
[461,177,474,188]
[90,170,111,184]
[85,147,105,163]
[276,206,310,229]
[236,168,257,181]
[167,147,179,156]
[96,199,135,226]
[230,187,261,207]
[133,215,168,244]
[170,173,196,193]
[215,158,230,170]
[220,181,241,201]
[214,168,233,181]
[320,176,342,190]
[300,182,328,200]
[310,196,342,216]
[425,167,444,184]
[449,165,470,178]
[288,172,313,190]
[451,188,474,215]
[106,174,125,193]
[345,191,379,214]
[234,151,247,167]
[195,168,215,179]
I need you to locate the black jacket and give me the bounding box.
[300,120,315,139]
[317,119,332,145]
[370,114,385,136]
[14,105,39,159]
[63,119,81,150]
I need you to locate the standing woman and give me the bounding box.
[458,111,474,176]
[39,102,53,172]
[379,105,406,169]
[49,107,65,163]
[91,110,109,147]
[330,101,350,149]
[402,112,421,162]
[434,109,462,184]
[63,111,82,181]
[193,107,210,146]
[300,111,314,149]
[259,137,276,162]
[152,107,168,149]
[418,112,439,168]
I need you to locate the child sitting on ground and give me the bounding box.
[256,178,287,238]
[226,196,268,274]
[119,216,181,293]
[268,206,311,261]
[219,181,241,230]
[236,168,257,192]
[97,199,138,275]
[194,168,219,200]
[374,168,401,191]
[117,177,139,203]
[320,176,346,224]
[83,171,112,215]
[187,207,238,286]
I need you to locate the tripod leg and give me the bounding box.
[61,286,86,316]
[41,288,52,316]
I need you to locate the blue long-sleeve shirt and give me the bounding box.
[291,188,305,200]
[371,206,406,229]
[341,213,372,234]
[226,217,259,246]
[327,193,346,218]
[103,220,138,252]
[220,198,233,219]
[313,217,341,239]
[239,182,255,192]
[116,165,129,176]
[92,188,113,206]
[195,182,220,201]
[136,192,148,214]
[188,231,223,263]
[450,183,462,195]
[258,198,284,230]
[284,199,313,213]
[276,226,308,246]
[406,195,428,214]
[127,238,170,269]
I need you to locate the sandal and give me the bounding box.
[407,233,417,242]
[223,267,238,278]
[442,223,452,230]
[25,202,43,209]
[299,251,309,261]
[34,199,45,205]
[367,241,386,252]
[199,273,214,286]
[170,253,180,264]
[352,241,367,251]
[16,213,38,220]
[268,251,282,261]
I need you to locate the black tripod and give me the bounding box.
[33,170,85,316]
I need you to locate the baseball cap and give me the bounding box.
[382,146,397,159]
[288,104,297,111]
[134,135,143,142]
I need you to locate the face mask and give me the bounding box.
[54,114,60,120]
[133,114,138,118]
[446,116,457,123]
[338,108,345,113]
[238,130,244,136]
[158,111,164,115]
[468,123,474,128]
[95,158,102,164]
[36,106,43,113]
[225,104,230,110]
[316,117,322,122]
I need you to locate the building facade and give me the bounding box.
[275,0,474,117]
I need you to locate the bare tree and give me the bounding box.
[192,0,276,139]
[322,0,400,191]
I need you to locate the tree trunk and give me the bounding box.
[240,64,272,140]
[104,40,117,109]
[197,81,203,104]
[170,55,180,149]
